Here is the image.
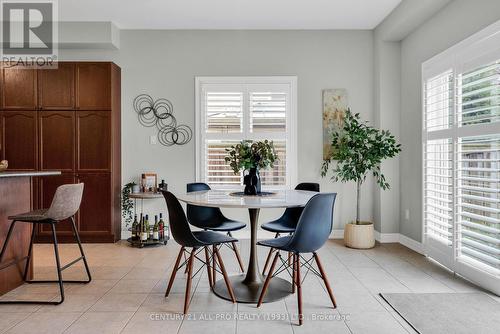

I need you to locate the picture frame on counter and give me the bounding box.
[141,173,157,192]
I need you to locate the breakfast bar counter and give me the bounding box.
[0,171,61,295]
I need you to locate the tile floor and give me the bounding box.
[0,239,497,334]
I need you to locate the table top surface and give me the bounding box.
[177,189,317,209]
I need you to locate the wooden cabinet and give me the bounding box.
[1,67,37,110]
[76,111,110,171]
[1,62,121,243]
[39,111,74,171]
[76,63,111,110]
[77,173,111,234]
[1,111,37,170]
[38,63,75,110]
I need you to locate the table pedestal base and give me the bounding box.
[212,274,292,303]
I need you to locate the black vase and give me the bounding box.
[244,168,261,195]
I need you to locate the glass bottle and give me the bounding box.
[131,214,138,240]
[153,215,159,241]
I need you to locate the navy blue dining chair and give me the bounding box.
[186,183,245,273]
[161,190,236,314]
[261,182,319,275]
[256,193,337,326]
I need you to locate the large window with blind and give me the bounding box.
[195,77,297,189]
[422,21,500,295]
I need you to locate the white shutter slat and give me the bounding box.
[249,91,286,133]
[459,61,500,127]
[424,138,454,245]
[457,135,500,273]
[206,92,243,134]
[424,71,454,131]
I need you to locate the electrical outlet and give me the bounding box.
[150,135,157,145]
[405,209,410,220]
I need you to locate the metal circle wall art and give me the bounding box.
[133,94,193,146]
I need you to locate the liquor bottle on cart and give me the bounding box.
[153,215,159,241]
[131,214,138,240]
[141,215,148,241]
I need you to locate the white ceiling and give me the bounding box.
[59,0,402,30]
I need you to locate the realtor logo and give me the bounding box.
[1,0,58,67]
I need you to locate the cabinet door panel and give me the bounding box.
[39,111,74,171]
[38,63,75,109]
[1,67,37,109]
[77,173,111,233]
[76,63,111,110]
[38,174,76,234]
[1,111,37,170]
[77,111,110,171]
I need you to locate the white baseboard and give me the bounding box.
[398,233,424,254]
[121,229,424,254]
[328,229,424,254]
[374,231,400,243]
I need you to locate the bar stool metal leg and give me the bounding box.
[0,220,17,263]
[51,223,65,304]
[22,224,36,281]
[70,217,92,282]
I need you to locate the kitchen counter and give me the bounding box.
[0,171,61,295]
[0,171,61,178]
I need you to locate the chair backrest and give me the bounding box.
[186,182,225,228]
[285,193,336,253]
[161,190,201,247]
[295,182,320,192]
[279,183,321,228]
[45,183,84,221]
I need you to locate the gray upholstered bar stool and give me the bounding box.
[0,183,91,305]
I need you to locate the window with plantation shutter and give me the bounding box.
[422,21,500,295]
[196,77,297,190]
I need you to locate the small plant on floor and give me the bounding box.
[321,109,401,224]
[121,182,136,227]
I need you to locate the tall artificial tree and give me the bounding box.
[321,109,401,224]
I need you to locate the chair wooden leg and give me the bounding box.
[165,247,185,297]
[296,254,303,325]
[184,251,189,274]
[291,253,296,293]
[204,246,213,288]
[313,252,337,308]
[214,245,236,303]
[257,251,280,307]
[261,247,275,275]
[212,245,217,283]
[183,248,196,314]
[231,242,245,273]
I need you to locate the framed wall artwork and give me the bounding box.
[322,89,349,159]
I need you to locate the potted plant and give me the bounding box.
[321,109,401,249]
[121,182,137,227]
[225,140,278,195]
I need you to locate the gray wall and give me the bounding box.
[399,0,500,242]
[60,30,374,234]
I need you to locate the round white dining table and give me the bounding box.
[177,189,317,303]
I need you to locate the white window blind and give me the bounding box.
[424,138,453,245]
[424,71,454,131]
[457,135,500,271]
[459,61,500,126]
[196,77,297,189]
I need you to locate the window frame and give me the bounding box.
[421,20,500,295]
[195,76,298,190]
